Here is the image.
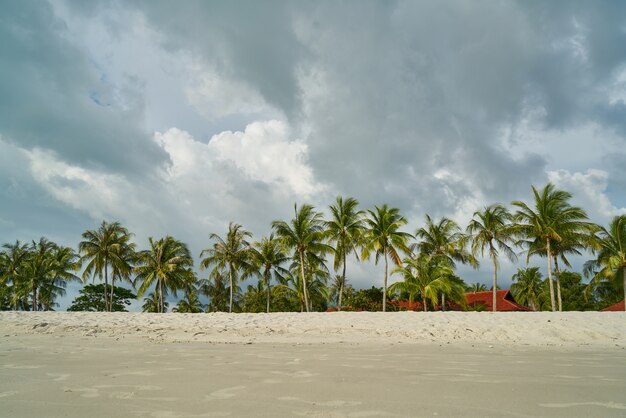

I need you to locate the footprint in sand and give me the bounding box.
[539,401,626,410]
[3,363,42,369]
[205,386,246,400]
[0,391,19,398]
[47,372,70,381]
[63,387,100,398]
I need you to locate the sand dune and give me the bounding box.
[1,311,624,347]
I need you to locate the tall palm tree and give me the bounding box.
[200,222,254,313]
[512,184,592,311]
[415,215,477,310]
[108,231,136,312]
[251,235,289,313]
[510,267,543,311]
[325,196,364,311]
[0,241,29,310]
[584,215,626,311]
[272,205,331,312]
[390,255,457,312]
[466,204,517,312]
[15,239,80,311]
[361,205,412,312]
[135,236,194,313]
[79,221,132,311]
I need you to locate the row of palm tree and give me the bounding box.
[1,183,625,312]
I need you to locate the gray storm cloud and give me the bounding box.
[1,0,625,303]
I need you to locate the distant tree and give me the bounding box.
[466,282,487,293]
[510,267,543,311]
[142,291,168,313]
[467,204,517,311]
[68,284,136,312]
[200,223,254,313]
[584,215,626,311]
[173,288,205,313]
[416,215,477,310]
[250,235,289,313]
[344,286,389,311]
[198,269,234,312]
[325,196,364,311]
[362,205,412,311]
[273,204,331,312]
[135,236,195,313]
[512,184,593,311]
[79,221,133,312]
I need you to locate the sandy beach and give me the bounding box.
[1,312,625,417]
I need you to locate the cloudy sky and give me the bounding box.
[1,1,625,309]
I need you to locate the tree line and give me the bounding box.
[1,183,624,312]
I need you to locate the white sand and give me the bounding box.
[1,311,625,347]
[1,312,626,417]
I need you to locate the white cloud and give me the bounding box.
[547,169,626,221]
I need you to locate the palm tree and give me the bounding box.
[173,287,205,313]
[361,205,412,312]
[512,184,592,311]
[390,255,457,312]
[79,221,132,311]
[466,204,517,312]
[510,267,543,311]
[108,231,136,312]
[198,269,231,312]
[466,282,487,293]
[325,196,364,311]
[200,222,254,313]
[251,235,289,313]
[272,205,331,312]
[415,215,477,310]
[142,291,168,313]
[15,239,80,311]
[0,241,29,310]
[135,236,194,313]
[584,215,626,311]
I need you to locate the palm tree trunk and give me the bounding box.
[441,293,446,312]
[553,256,562,312]
[546,239,556,312]
[338,254,347,311]
[265,269,271,314]
[623,266,626,312]
[103,258,109,312]
[383,251,388,312]
[159,278,164,313]
[492,254,498,312]
[423,296,427,312]
[228,264,234,313]
[299,251,310,313]
[110,274,116,312]
[32,287,37,311]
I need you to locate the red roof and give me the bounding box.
[461,290,531,312]
[390,290,531,312]
[602,300,625,311]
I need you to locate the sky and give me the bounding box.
[1,0,625,310]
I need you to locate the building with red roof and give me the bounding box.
[390,289,531,312]
[601,300,625,311]
[459,290,531,312]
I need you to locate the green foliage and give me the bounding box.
[68,284,136,312]
[200,222,254,313]
[584,215,626,310]
[135,236,195,313]
[344,286,392,311]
